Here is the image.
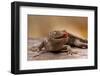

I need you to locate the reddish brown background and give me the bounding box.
[28,15,88,39]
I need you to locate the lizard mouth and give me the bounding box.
[55,33,68,39]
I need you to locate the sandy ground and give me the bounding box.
[27,38,88,61]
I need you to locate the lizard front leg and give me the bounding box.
[30,41,47,57]
[61,45,77,55]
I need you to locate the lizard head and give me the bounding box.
[48,30,68,39]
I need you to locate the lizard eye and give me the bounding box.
[53,31,57,35]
